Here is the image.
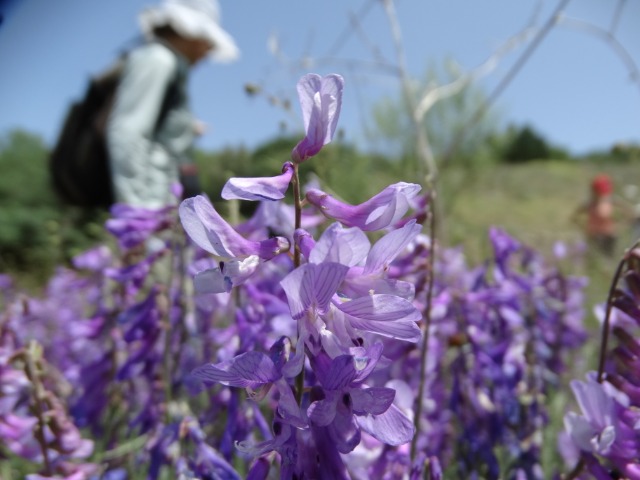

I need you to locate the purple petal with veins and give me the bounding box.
[350,387,396,415]
[321,355,358,391]
[179,195,290,259]
[337,295,422,342]
[191,351,281,389]
[338,295,421,323]
[356,403,415,446]
[308,395,338,427]
[363,220,422,274]
[292,73,344,163]
[306,183,421,231]
[309,222,371,266]
[222,162,294,201]
[295,228,316,260]
[281,262,349,319]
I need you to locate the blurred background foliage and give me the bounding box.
[0,129,109,288]
[2,121,639,291]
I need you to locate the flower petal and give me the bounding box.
[356,403,415,446]
[350,387,395,415]
[295,228,316,260]
[281,263,349,319]
[274,378,307,429]
[191,351,280,388]
[328,403,361,454]
[308,397,338,427]
[194,267,232,294]
[292,73,344,163]
[338,294,421,323]
[348,317,422,343]
[222,162,294,201]
[180,195,290,260]
[309,222,371,266]
[363,220,422,274]
[323,355,359,391]
[306,183,421,231]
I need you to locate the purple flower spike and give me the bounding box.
[222,162,295,201]
[292,73,344,163]
[179,195,290,260]
[306,182,421,231]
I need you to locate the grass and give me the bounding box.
[440,160,637,321]
[428,159,638,476]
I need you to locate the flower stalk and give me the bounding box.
[411,190,436,462]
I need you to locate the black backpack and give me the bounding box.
[49,50,179,208]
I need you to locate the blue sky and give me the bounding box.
[0,0,638,156]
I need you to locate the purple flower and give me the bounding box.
[564,373,637,459]
[222,162,295,201]
[306,220,422,301]
[340,220,422,300]
[306,182,421,231]
[307,223,370,266]
[280,262,349,320]
[334,294,422,343]
[191,338,305,428]
[0,413,40,459]
[179,195,290,260]
[71,246,112,272]
[307,346,415,450]
[281,233,422,345]
[106,203,174,250]
[291,73,344,163]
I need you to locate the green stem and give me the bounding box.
[564,457,585,480]
[410,190,437,462]
[596,255,627,382]
[292,164,302,267]
[23,342,52,476]
[161,216,181,422]
[292,163,305,405]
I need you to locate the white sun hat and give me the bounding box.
[139,0,240,63]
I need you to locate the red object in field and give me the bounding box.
[591,174,613,196]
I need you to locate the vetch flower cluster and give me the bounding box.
[184,72,424,477]
[0,71,594,479]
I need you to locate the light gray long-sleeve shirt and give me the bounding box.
[107,41,195,209]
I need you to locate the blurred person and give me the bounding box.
[107,0,239,209]
[571,174,620,256]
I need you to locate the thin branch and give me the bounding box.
[381,0,436,180]
[414,0,542,123]
[325,0,377,58]
[410,189,437,462]
[443,0,572,164]
[285,56,401,78]
[558,14,640,91]
[609,0,627,35]
[414,24,537,122]
[350,9,388,66]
